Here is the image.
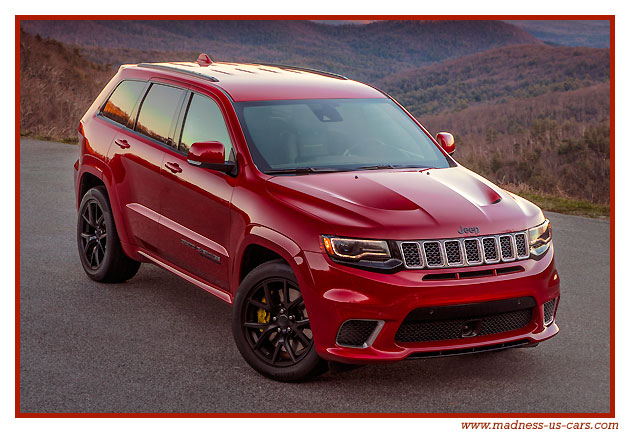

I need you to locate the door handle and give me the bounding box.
[114,139,130,149]
[165,161,183,174]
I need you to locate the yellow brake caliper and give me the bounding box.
[257,297,270,332]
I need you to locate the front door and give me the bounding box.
[157,91,237,290]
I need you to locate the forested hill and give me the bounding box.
[20,20,542,82]
[376,44,610,116]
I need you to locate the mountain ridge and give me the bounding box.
[376,44,610,115]
[20,20,542,82]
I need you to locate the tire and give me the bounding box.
[232,259,328,382]
[77,186,140,283]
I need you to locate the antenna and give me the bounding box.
[197,53,214,67]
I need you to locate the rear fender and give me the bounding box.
[76,160,138,260]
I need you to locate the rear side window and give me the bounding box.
[101,80,146,126]
[179,94,234,161]
[136,83,186,145]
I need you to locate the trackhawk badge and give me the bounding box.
[458,225,480,235]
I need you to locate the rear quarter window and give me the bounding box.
[101,80,147,127]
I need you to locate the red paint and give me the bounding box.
[73,58,561,365]
[188,141,226,165]
[436,132,455,154]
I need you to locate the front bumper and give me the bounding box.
[300,244,560,363]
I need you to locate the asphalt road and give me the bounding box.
[19,138,611,413]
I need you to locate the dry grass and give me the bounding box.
[19,29,115,142]
[501,183,609,218]
[421,84,610,205]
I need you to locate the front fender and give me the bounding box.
[232,225,317,300]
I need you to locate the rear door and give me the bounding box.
[156,91,237,290]
[107,81,186,252]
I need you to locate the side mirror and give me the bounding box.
[187,141,237,175]
[436,132,455,155]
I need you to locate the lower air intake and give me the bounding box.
[543,298,557,326]
[395,297,535,343]
[336,320,380,348]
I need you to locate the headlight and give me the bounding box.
[321,236,391,262]
[528,219,552,257]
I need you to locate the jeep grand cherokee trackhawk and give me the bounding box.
[74,54,559,382]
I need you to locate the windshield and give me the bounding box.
[234,98,451,173]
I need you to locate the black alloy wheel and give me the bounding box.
[79,199,107,269]
[77,186,140,283]
[232,260,328,381]
[243,277,312,366]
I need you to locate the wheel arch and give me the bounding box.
[76,161,134,256]
[233,226,315,297]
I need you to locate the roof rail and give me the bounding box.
[253,63,348,80]
[136,63,219,83]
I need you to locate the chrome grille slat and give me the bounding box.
[482,237,500,264]
[423,241,444,267]
[398,230,531,269]
[499,235,515,261]
[463,238,482,265]
[401,242,422,268]
[444,240,463,266]
[514,232,529,259]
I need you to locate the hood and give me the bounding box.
[266,166,544,240]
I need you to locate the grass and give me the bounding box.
[514,191,610,219]
[20,131,78,144]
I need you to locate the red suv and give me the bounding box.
[74,54,559,381]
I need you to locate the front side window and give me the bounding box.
[235,98,451,173]
[101,80,146,126]
[135,83,186,145]
[179,94,234,161]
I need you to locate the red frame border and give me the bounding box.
[14,14,616,418]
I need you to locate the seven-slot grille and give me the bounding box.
[398,231,529,269]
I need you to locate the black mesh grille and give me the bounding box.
[483,238,498,261]
[515,233,527,257]
[499,236,514,259]
[401,242,422,267]
[337,320,378,347]
[543,299,557,325]
[464,239,481,263]
[444,241,462,264]
[396,309,532,343]
[395,299,534,343]
[423,242,443,266]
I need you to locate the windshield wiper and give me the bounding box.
[264,167,345,175]
[356,164,432,171]
[356,164,396,170]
